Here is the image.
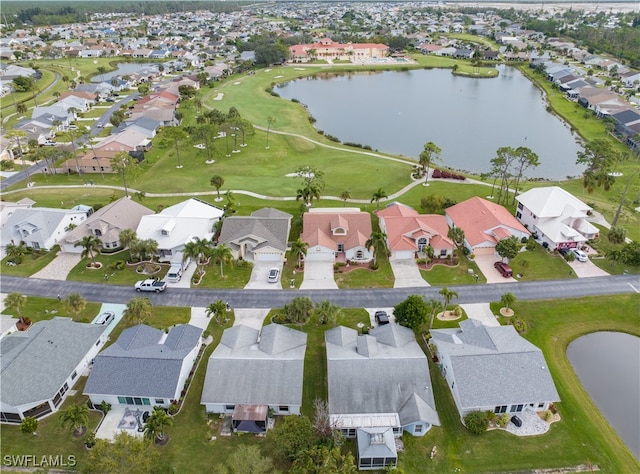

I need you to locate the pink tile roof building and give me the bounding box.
[377,203,454,259]
[445,197,529,255]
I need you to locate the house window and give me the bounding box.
[71,370,77,380]
[333,227,346,235]
[155,399,164,405]
[95,229,102,236]
[538,403,545,409]
[415,424,423,433]
[517,203,523,210]
[278,406,289,412]
[31,242,40,250]
[143,398,150,405]
[356,250,363,259]
[494,405,507,414]
[337,243,344,252]
[225,405,235,412]
[516,211,522,219]
[417,237,428,252]
[440,249,447,257]
[372,458,385,467]
[134,397,143,406]
[125,397,134,405]
[118,397,127,404]
[510,404,524,413]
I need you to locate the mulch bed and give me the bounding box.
[418,259,458,271]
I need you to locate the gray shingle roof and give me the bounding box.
[431,321,560,410]
[201,324,307,406]
[1,318,106,407]
[325,325,439,427]
[84,324,202,399]
[357,427,397,459]
[218,207,292,254]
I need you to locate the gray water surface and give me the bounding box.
[276,66,584,180]
[567,331,640,460]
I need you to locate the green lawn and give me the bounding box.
[196,260,253,289]
[421,252,487,286]
[1,247,60,277]
[334,260,395,288]
[3,295,101,324]
[66,252,167,286]
[509,244,578,281]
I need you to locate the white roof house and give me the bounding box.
[515,187,599,250]
[431,319,560,418]
[135,198,223,261]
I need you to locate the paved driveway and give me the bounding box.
[365,307,396,327]
[460,303,499,327]
[474,255,517,284]
[31,252,81,280]
[245,261,283,289]
[165,262,196,289]
[390,259,429,288]
[233,308,269,330]
[566,258,609,278]
[300,260,338,290]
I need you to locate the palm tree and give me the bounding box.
[370,188,387,210]
[210,175,225,200]
[124,297,153,325]
[340,190,351,207]
[163,127,188,168]
[419,141,442,185]
[16,102,27,115]
[5,243,27,262]
[266,116,276,149]
[427,298,444,330]
[111,152,139,197]
[60,404,90,436]
[500,292,516,311]
[64,293,86,321]
[144,407,173,444]
[182,237,213,275]
[365,231,388,267]
[211,243,233,277]
[5,130,30,184]
[315,300,341,327]
[289,238,308,268]
[205,300,227,323]
[5,292,26,324]
[75,235,102,266]
[439,287,459,311]
[283,296,314,330]
[119,229,137,250]
[447,226,465,249]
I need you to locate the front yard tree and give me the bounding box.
[394,294,430,330]
[20,416,38,434]
[283,296,314,329]
[210,175,225,200]
[314,300,341,327]
[439,287,459,310]
[428,298,444,330]
[268,414,314,461]
[447,226,465,249]
[64,293,87,321]
[576,139,619,194]
[419,141,442,184]
[496,236,520,261]
[119,229,137,250]
[60,404,90,436]
[290,238,308,268]
[144,406,173,444]
[183,237,213,276]
[211,243,233,277]
[87,432,160,474]
[125,297,153,325]
[365,231,389,267]
[75,235,102,266]
[500,292,516,311]
[608,226,627,244]
[205,299,228,323]
[5,292,27,324]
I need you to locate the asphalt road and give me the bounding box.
[1,274,638,309]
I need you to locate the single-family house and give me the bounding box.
[218,208,292,262]
[326,324,440,470]
[515,187,599,250]
[93,129,152,154]
[445,197,529,256]
[136,198,223,262]
[377,202,454,260]
[0,317,108,423]
[84,324,203,409]
[201,324,307,431]
[62,197,154,253]
[302,208,373,263]
[1,207,87,251]
[431,319,560,418]
[0,198,35,227]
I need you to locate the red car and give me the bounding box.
[494,261,513,277]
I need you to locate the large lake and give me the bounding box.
[567,332,640,460]
[276,65,584,180]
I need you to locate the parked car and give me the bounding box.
[96,122,104,128]
[105,97,115,103]
[94,311,115,326]
[572,249,588,262]
[494,261,513,277]
[267,268,280,283]
[511,415,522,427]
[135,279,167,293]
[42,141,56,147]
[558,247,571,257]
[67,125,78,130]
[375,310,390,325]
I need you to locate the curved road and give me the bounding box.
[1,274,638,309]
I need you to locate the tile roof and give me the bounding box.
[302,209,372,251]
[377,203,453,252]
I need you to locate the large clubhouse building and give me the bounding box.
[289,38,389,63]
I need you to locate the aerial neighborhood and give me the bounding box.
[0,1,638,473]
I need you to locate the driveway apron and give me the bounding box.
[300,261,338,290]
[390,259,429,288]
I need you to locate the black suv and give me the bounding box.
[375,311,390,325]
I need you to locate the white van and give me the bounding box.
[167,264,183,282]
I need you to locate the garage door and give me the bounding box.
[305,249,335,261]
[254,252,283,262]
[473,246,496,256]
[392,251,414,261]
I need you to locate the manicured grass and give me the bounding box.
[399,294,640,473]
[334,261,395,288]
[421,253,487,286]
[3,296,101,324]
[0,247,60,277]
[196,260,253,289]
[509,244,578,281]
[66,252,167,286]
[282,256,304,289]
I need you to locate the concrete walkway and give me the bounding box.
[300,261,338,290]
[390,259,429,288]
[233,308,268,330]
[31,252,81,280]
[460,303,500,327]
